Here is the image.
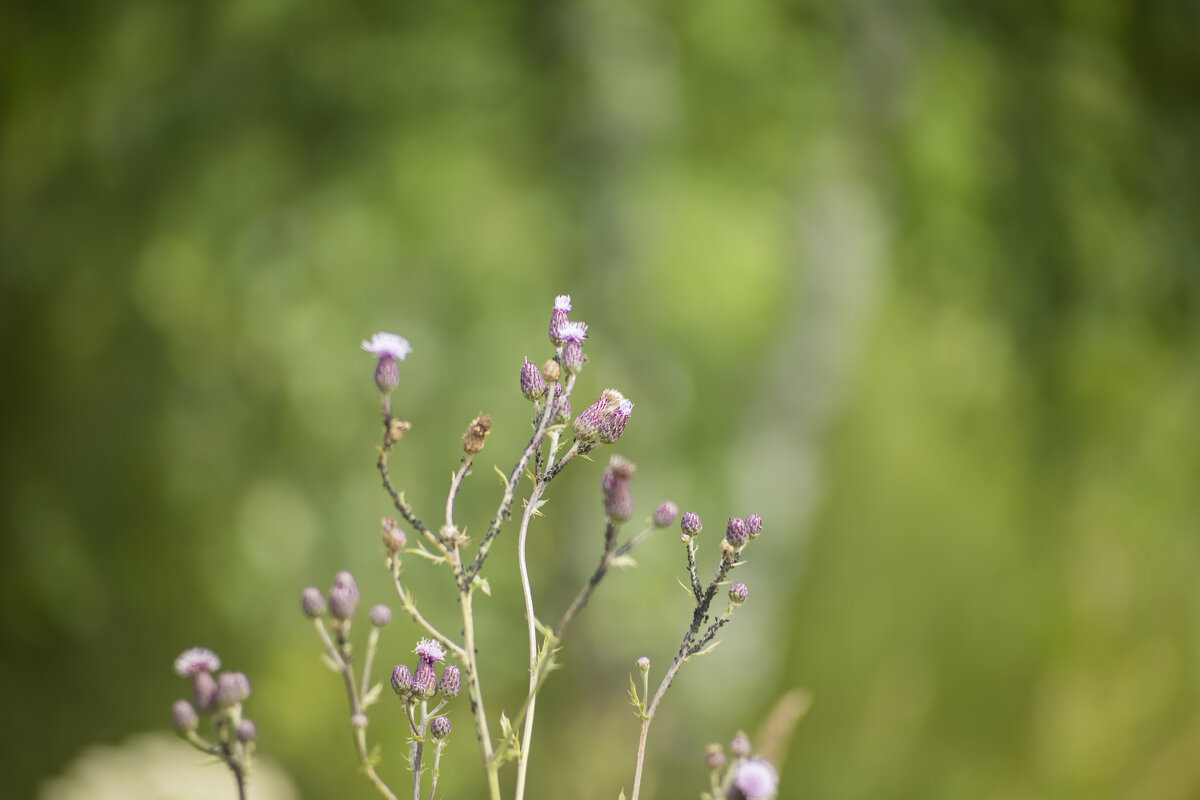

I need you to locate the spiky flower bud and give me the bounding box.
[680,511,703,537]
[412,661,437,698]
[462,414,492,456]
[745,513,763,538]
[329,571,360,620]
[601,455,637,523]
[574,389,628,442]
[391,664,413,696]
[193,671,218,713]
[730,758,778,800]
[171,699,198,733]
[382,517,407,552]
[520,358,546,401]
[361,333,412,396]
[216,671,251,708]
[730,730,751,758]
[236,719,258,743]
[653,501,679,528]
[705,743,726,771]
[729,582,749,604]
[725,517,750,547]
[431,715,452,741]
[560,321,588,374]
[438,665,462,699]
[369,604,392,627]
[553,393,572,424]
[598,398,633,443]
[301,587,326,618]
[548,294,572,346]
[542,358,561,384]
[174,647,221,678]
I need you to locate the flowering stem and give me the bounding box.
[454,571,503,800]
[313,618,400,800]
[377,420,441,551]
[390,558,467,661]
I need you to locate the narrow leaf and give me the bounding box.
[361,682,383,709]
[320,653,341,674]
[608,554,638,569]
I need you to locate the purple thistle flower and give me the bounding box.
[725,517,750,547]
[362,332,412,396]
[438,665,461,699]
[329,571,360,620]
[431,715,452,741]
[680,511,703,537]
[598,398,633,443]
[216,671,251,708]
[730,730,752,758]
[301,587,325,618]
[412,661,437,698]
[548,295,572,346]
[730,758,778,800]
[745,513,763,538]
[574,389,627,442]
[171,699,198,733]
[193,671,218,713]
[174,647,221,677]
[560,320,588,374]
[520,358,547,401]
[391,664,413,696]
[414,638,446,665]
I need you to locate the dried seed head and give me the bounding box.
[387,418,412,444]
[542,358,561,384]
[462,414,492,455]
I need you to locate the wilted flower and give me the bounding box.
[462,414,492,456]
[574,389,628,442]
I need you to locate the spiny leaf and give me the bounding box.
[534,617,557,640]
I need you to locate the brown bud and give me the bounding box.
[388,418,412,444]
[541,358,561,384]
[382,517,406,552]
[463,414,492,455]
[719,538,737,559]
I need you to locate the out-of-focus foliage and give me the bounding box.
[1,0,1197,798]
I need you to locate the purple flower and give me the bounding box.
[329,571,360,620]
[414,638,446,665]
[745,513,763,538]
[430,715,452,741]
[391,664,413,696]
[174,647,221,678]
[301,587,325,618]
[598,398,633,443]
[560,321,588,374]
[520,358,546,401]
[548,295,572,346]
[171,699,198,732]
[361,332,413,361]
[438,665,461,699]
[574,389,627,442]
[680,511,703,537]
[216,671,251,708]
[602,455,637,523]
[730,758,778,800]
[725,517,750,547]
[653,502,679,529]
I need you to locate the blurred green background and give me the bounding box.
[3,0,1198,798]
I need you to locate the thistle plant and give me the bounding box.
[166,295,777,799]
[170,647,256,800]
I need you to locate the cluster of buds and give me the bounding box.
[171,647,256,780]
[702,732,778,800]
[391,638,461,706]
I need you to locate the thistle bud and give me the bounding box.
[745,513,763,538]
[329,571,360,620]
[560,321,588,374]
[653,502,679,529]
[462,414,492,456]
[412,661,437,698]
[216,671,251,708]
[636,656,650,674]
[730,730,751,758]
[301,587,326,618]
[548,294,572,346]
[361,333,412,397]
[382,517,406,553]
[725,517,750,548]
[351,713,369,730]
[680,511,703,537]
[601,455,636,524]
[236,719,258,743]
[369,604,392,627]
[520,358,546,401]
[598,398,633,443]
[705,743,726,771]
[431,715,452,741]
[438,665,461,699]
[730,758,778,800]
[391,664,413,696]
[542,358,561,384]
[171,699,198,733]
[553,393,572,424]
[194,671,218,713]
[729,582,749,604]
[574,389,627,443]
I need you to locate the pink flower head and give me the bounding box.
[414,638,446,665]
[598,398,633,443]
[174,647,221,677]
[549,295,573,346]
[732,758,778,800]
[361,332,413,361]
